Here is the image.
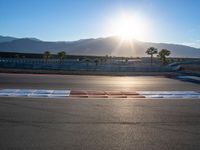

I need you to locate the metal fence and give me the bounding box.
[0,58,173,72]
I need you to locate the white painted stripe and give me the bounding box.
[52,90,71,94]
[0,93,12,96]
[34,90,54,94]
[137,91,200,95]
[0,89,20,93]
[48,94,70,97]
[137,91,200,99]
[145,95,200,99]
[0,89,71,98]
[0,89,200,99]
[178,76,200,81]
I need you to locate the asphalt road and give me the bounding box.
[0,73,200,91]
[0,73,200,150]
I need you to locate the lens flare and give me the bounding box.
[110,13,149,41]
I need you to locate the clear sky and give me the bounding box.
[0,0,200,48]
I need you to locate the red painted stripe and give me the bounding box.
[121,91,139,95]
[86,91,106,95]
[88,95,108,98]
[108,95,127,98]
[127,95,146,98]
[70,90,87,95]
[69,95,89,98]
[105,91,123,95]
[69,90,145,98]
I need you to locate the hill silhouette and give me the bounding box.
[0,35,199,57]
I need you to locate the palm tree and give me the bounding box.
[125,58,129,64]
[146,47,158,65]
[94,59,100,70]
[15,54,20,59]
[15,54,20,63]
[100,58,104,64]
[43,51,51,63]
[158,49,171,64]
[104,55,109,63]
[94,59,99,66]
[84,58,91,70]
[22,56,26,63]
[57,51,66,63]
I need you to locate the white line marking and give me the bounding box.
[137,91,200,99]
[137,91,200,95]
[0,89,200,99]
[0,89,71,98]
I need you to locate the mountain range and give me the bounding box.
[0,35,200,58]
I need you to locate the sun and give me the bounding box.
[115,15,136,40]
[111,13,148,41]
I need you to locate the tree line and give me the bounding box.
[43,51,108,65]
[146,47,171,64]
[43,47,171,65]
[43,51,66,63]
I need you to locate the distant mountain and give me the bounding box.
[0,35,40,43]
[0,35,200,58]
[0,35,18,43]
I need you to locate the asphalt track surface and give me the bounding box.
[0,73,200,150]
[0,73,200,91]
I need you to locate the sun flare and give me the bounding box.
[110,13,148,41]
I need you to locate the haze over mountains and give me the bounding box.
[0,35,200,58]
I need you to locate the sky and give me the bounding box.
[0,0,200,48]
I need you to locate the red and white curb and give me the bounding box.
[70,90,200,99]
[0,89,200,99]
